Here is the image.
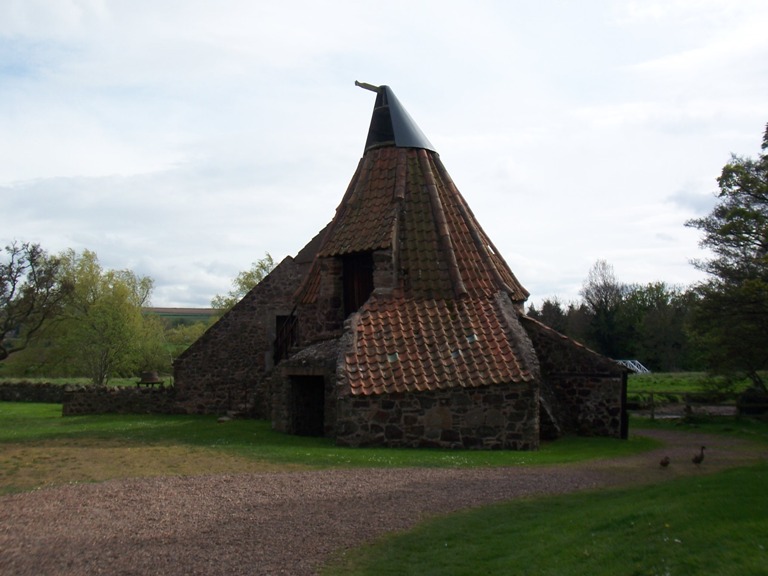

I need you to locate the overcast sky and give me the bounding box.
[2,1,767,309]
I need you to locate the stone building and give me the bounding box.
[174,84,628,449]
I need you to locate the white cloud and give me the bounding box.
[0,0,107,39]
[0,0,765,307]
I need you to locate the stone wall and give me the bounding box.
[297,257,344,344]
[297,248,395,346]
[0,382,65,403]
[334,382,540,450]
[522,316,627,439]
[544,374,625,437]
[62,386,179,416]
[173,257,305,416]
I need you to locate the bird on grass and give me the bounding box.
[659,456,671,468]
[692,446,706,465]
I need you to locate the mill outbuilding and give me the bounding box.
[173,84,628,449]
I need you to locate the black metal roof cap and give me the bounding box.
[357,82,436,152]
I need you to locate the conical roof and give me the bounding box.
[296,85,536,395]
[300,85,528,303]
[357,82,436,152]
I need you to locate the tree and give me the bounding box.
[564,301,591,345]
[621,282,700,372]
[688,126,768,282]
[580,260,629,357]
[136,313,172,374]
[211,253,275,311]
[530,268,705,371]
[164,320,209,358]
[689,280,768,387]
[0,241,71,362]
[527,298,568,333]
[686,123,768,390]
[54,250,155,385]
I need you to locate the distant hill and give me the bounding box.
[143,307,218,325]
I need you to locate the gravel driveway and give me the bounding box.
[1,429,765,576]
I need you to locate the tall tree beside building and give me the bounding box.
[687,123,768,390]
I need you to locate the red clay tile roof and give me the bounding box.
[345,295,536,395]
[318,150,401,257]
[295,87,536,395]
[297,146,528,304]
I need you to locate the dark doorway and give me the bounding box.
[291,376,326,437]
[342,252,374,317]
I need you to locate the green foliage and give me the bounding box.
[0,241,71,361]
[622,283,701,371]
[163,320,209,357]
[633,372,768,417]
[687,123,768,390]
[580,259,626,358]
[627,372,751,395]
[626,372,751,407]
[135,313,172,372]
[211,252,275,311]
[1,244,260,380]
[0,377,147,387]
[50,249,155,384]
[324,465,768,576]
[529,271,702,371]
[690,278,768,389]
[688,124,768,282]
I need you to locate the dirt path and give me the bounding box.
[1,429,765,576]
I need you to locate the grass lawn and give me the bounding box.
[323,417,768,576]
[0,376,153,387]
[0,402,659,494]
[634,413,768,446]
[626,372,755,412]
[323,463,768,576]
[627,372,753,396]
[3,403,766,575]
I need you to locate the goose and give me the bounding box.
[692,446,706,465]
[659,456,671,468]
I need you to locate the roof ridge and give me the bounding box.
[431,155,529,302]
[417,148,467,299]
[291,158,365,303]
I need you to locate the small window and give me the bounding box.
[274,314,298,364]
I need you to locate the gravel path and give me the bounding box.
[1,429,765,576]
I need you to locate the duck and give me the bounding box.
[659,456,671,468]
[692,446,706,465]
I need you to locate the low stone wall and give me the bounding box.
[335,382,540,450]
[0,382,66,403]
[62,386,180,416]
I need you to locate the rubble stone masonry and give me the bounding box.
[172,257,305,416]
[334,381,540,450]
[522,317,627,439]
